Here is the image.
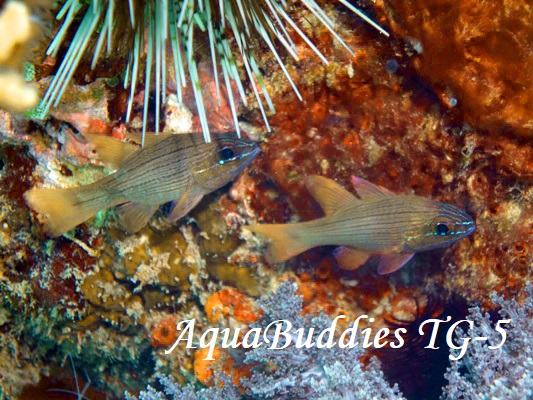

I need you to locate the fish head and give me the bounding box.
[192,133,260,191]
[405,201,476,252]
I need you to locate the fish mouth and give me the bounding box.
[455,209,476,237]
[458,218,476,237]
[243,143,261,164]
[467,217,476,234]
[250,144,261,158]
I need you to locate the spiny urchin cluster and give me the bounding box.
[40,0,388,144]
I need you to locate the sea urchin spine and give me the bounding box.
[40,0,388,144]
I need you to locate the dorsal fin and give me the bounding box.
[304,175,356,215]
[351,176,394,201]
[125,132,177,147]
[86,134,139,169]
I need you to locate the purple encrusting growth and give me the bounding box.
[442,283,533,400]
[242,281,406,399]
[126,282,533,399]
[125,374,242,400]
[127,282,406,400]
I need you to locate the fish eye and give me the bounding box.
[220,147,235,162]
[436,223,450,236]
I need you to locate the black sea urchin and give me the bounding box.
[40,0,388,143]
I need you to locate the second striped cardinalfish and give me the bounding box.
[246,175,476,274]
[25,132,259,237]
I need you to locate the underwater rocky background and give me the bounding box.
[0,0,531,399]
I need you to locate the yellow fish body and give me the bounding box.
[25,132,259,237]
[246,175,476,274]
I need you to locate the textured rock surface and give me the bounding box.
[383,0,533,138]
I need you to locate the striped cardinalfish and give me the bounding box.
[246,175,475,274]
[25,132,259,237]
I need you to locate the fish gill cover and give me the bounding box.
[0,0,531,399]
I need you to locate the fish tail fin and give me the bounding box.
[246,223,311,263]
[24,184,113,237]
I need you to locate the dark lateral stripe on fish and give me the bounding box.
[125,158,191,190]
[122,138,196,171]
[325,220,428,237]
[115,170,189,196]
[314,210,435,233]
[113,151,192,194]
[118,150,188,180]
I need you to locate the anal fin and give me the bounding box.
[333,246,371,270]
[116,202,159,233]
[376,252,414,275]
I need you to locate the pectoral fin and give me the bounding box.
[167,186,203,223]
[86,134,139,169]
[116,202,159,233]
[376,252,414,275]
[304,175,356,215]
[351,176,394,201]
[333,246,371,270]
